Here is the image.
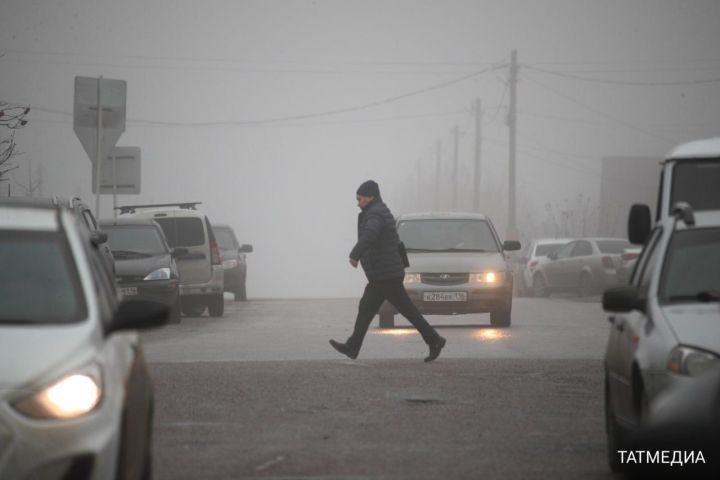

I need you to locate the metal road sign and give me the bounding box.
[92,146,141,195]
[73,76,126,165]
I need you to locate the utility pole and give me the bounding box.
[473,98,482,213]
[452,124,459,212]
[417,159,423,210]
[435,140,441,211]
[507,50,519,240]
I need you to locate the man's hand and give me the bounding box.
[349,258,358,268]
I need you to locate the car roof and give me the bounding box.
[212,223,232,230]
[532,238,573,245]
[123,208,206,219]
[397,212,490,221]
[0,196,89,210]
[665,137,720,161]
[99,217,161,227]
[0,203,60,231]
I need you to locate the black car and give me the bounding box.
[213,224,253,301]
[101,217,183,323]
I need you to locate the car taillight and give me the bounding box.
[601,256,614,269]
[529,261,539,268]
[210,240,221,266]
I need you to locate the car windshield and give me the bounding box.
[214,228,236,250]
[535,243,567,256]
[596,240,632,254]
[670,160,720,213]
[660,228,720,304]
[154,217,205,248]
[0,231,87,325]
[397,219,499,252]
[103,225,168,256]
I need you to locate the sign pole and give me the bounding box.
[94,76,104,218]
[112,151,118,220]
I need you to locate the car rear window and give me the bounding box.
[214,228,236,250]
[0,231,87,325]
[154,217,205,247]
[670,159,720,213]
[596,240,632,254]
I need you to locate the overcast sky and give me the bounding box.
[2,0,719,297]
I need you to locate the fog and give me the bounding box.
[1,0,719,298]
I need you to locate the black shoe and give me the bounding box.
[425,336,446,362]
[329,339,359,360]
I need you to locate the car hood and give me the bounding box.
[662,304,720,353]
[114,254,172,277]
[407,252,507,273]
[0,322,97,394]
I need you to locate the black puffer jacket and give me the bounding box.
[349,199,405,282]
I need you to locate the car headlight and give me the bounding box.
[13,365,103,419]
[667,346,720,376]
[144,268,171,281]
[404,273,421,284]
[470,271,504,284]
[222,259,239,270]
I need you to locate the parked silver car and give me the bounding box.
[532,237,632,297]
[378,212,520,328]
[515,238,572,296]
[602,205,720,472]
[0,199,168,480]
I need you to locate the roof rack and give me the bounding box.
[671,201,695,226]
[116,202,202,215]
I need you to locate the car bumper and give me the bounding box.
[0,393,121,480]
[380,283,512,315]
[118,279,179,306]
[179,267,224,297]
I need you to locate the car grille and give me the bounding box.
[421,273,469,286]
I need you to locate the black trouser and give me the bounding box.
[347,277,440,350]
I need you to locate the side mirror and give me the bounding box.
[240,244,254,253]
[107,300,169,334]
[171,247,189,258]
[628,203,652,245]
[91,231,108,246]
[603,286,644,313]
[502,240,521,252]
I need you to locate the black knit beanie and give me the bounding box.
[356,180,380,198]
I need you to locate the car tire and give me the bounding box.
[181,298,205,317]
[234,284,247,302]
[605,376,629,473]
[379,313,394,329]
[208,294,224,317]
[578,273,594,298]
[532,274,549,298]
[490,297,512,327]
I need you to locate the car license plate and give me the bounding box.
[423,292,467,302]
[120,287,138,297]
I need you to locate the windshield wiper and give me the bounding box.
[112,250,152,258]
[667,291,720,303]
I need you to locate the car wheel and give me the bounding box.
[208,294,224,317]
[234,284,247,302]
[532,274,549,298]
[181,298,205,317]
[379,313,394,329]
[606,376,629,473]
[578,273,594,298]
[490,297,512,327]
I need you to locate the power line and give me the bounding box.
[523,63,720,86]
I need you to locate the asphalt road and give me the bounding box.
[142,295,615,480]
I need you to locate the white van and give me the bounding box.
[119,202,225,317]
[629,137,720,243]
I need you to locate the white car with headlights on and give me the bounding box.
[378,212,520,328]
[0,200,168,480]
[602,203,720,473]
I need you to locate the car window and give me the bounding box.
[596,240,632,254]
[571,241,593,257]
[659,227,720,304]
[154,217,206,247]
[104,225,169,256]
[0,231,87,325]
[555,242,575,259]
[82,209,98,230]
[215,228,237,250]
[669,159,720,213]
[534,243,567,257]
[397,219,499,252]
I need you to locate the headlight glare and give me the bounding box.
[144,268,171,281]
[470,271,504,284]
[404,273,421,284]
[14,367,102,419]
[667,346,720,376]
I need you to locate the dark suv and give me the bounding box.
[213,224,253,301]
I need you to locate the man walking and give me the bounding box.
[329,180,446,362]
